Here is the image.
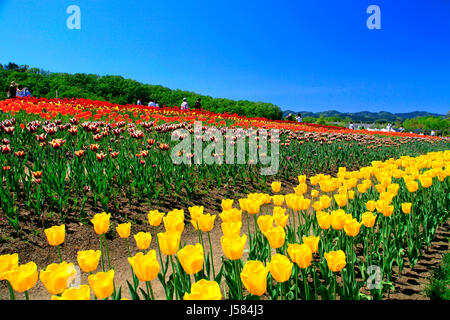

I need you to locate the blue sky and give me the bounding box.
[1,0,449,114]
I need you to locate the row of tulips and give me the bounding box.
[1,108,449,232]
[1,150,448,300]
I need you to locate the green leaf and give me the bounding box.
[127,280,140,300]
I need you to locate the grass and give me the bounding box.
[425,252,450,300]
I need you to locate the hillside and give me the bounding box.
[282,109,445,123]
[0,62,283,120]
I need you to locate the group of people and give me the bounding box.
[286,113,302,123]
[7,81,32,99]
[137,97,203,111]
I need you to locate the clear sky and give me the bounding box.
[1,0,449,114]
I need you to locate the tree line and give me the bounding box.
[0,62,283,120]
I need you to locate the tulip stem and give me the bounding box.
[24,291,29,300]
[56,245,63,263]
[207,231,216,280]
[102,234,112,270]
[146,281,155,300]
[301,268,309,300]
[294,265,299,300]
[99,238,105,272]
[234,259,243,300]
[334,274,337,300]
[169,255,180,300]
[154,227,165,274]
[246,212,252,249]
[7,281,15,300]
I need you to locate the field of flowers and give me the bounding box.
[0,97,449,300]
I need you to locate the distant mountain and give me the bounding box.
[282,109,445,123]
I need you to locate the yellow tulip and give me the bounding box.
[128,250,160,282]
[330,209,348,230]
[419,176,432,188]
[91,212,111,235]
[357,183,367,194]
[311,189,319,198]
[188,206,204,223]
[319,195,331,209]
[316,211,331,230]
[177,244,204,275]
[361,212,377,228]
[51,285,91,300]
[298,175,307,184]
[348,190,355,200]
[221,221,242,236]
[221,199,234,211]
[40,262,77,295]
[44,225,65,246]
[344,218,362,237]
[365,200,377,212]
[294,183,307,196]
[116,222,131,238]
[324,250,346,272]
[238,198,248,212]
[271,181,281,193]
[273,209,289,228]
[264,226,286,249]
[134,232,152,251]
[197,213,216,232]
[312,200,323,212]
[157,231,181,255]
[401,203,412,214]
[240,260,269,296]
[148,210,165,227]
[285,193,296,209]
[88,269,115,299]
[334,194,348,207]
[257,215,275,234]
[292,195,310,211]
[163,210,185,233]
[246,200,261,215]
[269,254,293,283]
[406,181,419,193]
[219,208,242,223]
[183,279,222,300]
[220,234,247,260]
[302,235,320,253]
[272,195,285,206]
[0,253,19,280]
[3,262,38,293]
[287,243,312,268]
[77,250,101,273]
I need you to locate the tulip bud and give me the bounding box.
[77,250,101,273]
[240,260,270,296]
[177,244,204,275]
[269,254,293,283]
[51,285,91,300]
[183,279,222,300]
[88,270,115,299]
[134,232,152,251]
[128,251,160,282]
[116,222,131,238]
[3,261,38,293]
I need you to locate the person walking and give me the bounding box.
[148,99,156,107]
[296,113,302,123]
[181,98,189,111]
[137,99,142,105]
